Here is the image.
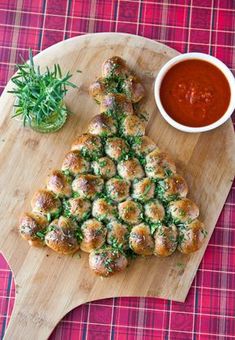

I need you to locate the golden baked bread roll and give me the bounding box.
[92,157,116,179]
[80,218,106,253]
[62,150,90,176]
[92,198,117,221]
[18,212,48,247]
[145,149,176,179]
[107,220,129,250]
[168,198,199,224]
[118,200,142,225]
[154,224,178,257]
[31,189,61,216]
[178,219,207,254]
[87,113,117,137]
[106,178,130,202]
[72,174,104,200]
[45,216,80,255]
[89,77,105,103]
[102,56,130,78]
[100,93,133,116]
[117,158,144,181]
[105,137,129,161]
[129,223,154,256]
[89,246,128,277]
[63,197,91,221]
[121,115,145,137]
[71,133,102,159]
[131,136,157,157]
[122,75,145,103]
[157,174,188,201]
[46,170,72,198]
[132,178,155,202]
[144,199,165,223]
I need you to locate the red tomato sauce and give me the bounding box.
[160,59,231,127]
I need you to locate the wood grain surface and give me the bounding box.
[0,33,234,340]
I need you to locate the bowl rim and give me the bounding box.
[154,52,235,133]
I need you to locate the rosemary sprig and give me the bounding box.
[8,49,77,129]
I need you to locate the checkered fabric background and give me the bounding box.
[0,0,235,339]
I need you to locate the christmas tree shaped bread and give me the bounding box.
[19,56,207,277]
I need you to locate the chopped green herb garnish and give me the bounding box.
[143,183,152,196]
[176,262,184,268]
[72,192,80,198]
[125,248,137,259]
[75,228,84,242]
[202,229,208,237]
[99,160,107,167]
[150,221,162,235]
[177,233,185,244]
[104,257,114,272]
[63,169,70,176]
[178,208,186,217]
[36,225,56,240]
[165,169,173,177]
[35,231,45,240]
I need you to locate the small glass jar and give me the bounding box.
[15,100,68,133]
[29,109,68,133]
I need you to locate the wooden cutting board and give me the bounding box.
[0,33,234,340]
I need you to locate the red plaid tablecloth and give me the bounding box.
[0,1,234,339]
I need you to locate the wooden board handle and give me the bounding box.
[1,247,91,340]
[4,285,70,340]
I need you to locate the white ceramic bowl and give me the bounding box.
[154,52,235,133]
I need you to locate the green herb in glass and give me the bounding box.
[8,49,77,133]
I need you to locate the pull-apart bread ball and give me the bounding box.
[117,158,144,181]
[31,189,61,216]
[92,157,116,179]
[132,178,155,202]
[92,198,117,221]
[45,216,79,255]
[144,200,165,223]
[62,150,90,176]
[178,219,207,254]
[157,174,188,201]
[154,224,178,257]
[64,197,91,221]
[87,113,117,137]
[19,212,48,247]
[89,77,106,103]
[102,56,130,78]
[123,75,145,103]
[89,247,128,277]
[80,218,106,253]
[168,198,199,224]
[106,178,130,202]
[107,220,129,250]
[121,115,145,137]
[72,174,104,200]
[145,149,176,179]
[132,136,157,157]
[46,170,72,198]
[118,200,142,225]
[71,133,103,159]
[105,137,129,161]
[100,93,134,116]
[101,57,145,103]
[129,223,154,256]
